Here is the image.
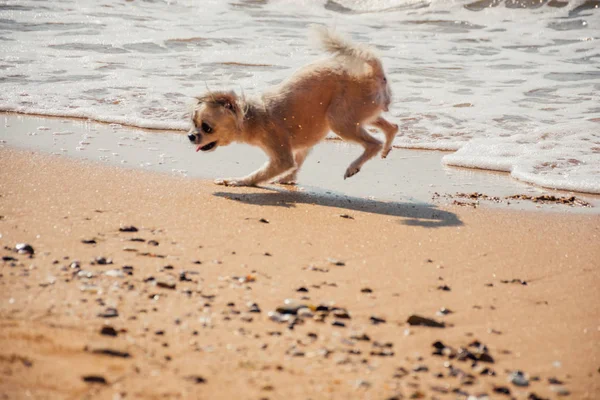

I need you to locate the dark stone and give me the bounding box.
[360,287,373,293]
[148,240,159,246]
[296,286,309,292]
[548,377,563,385]
[81,239,97,245]
[100,326,118,337]
[351,333,371,341]
[259,218,269,224]
[90,348,131,358]
[179,271,192,282]
[407,314,445,328]
[437,285,451,291]
[332,308,350,319]
[332,320,346,327]
[15,243,34,255]
[493,386,511,395]
[370,315,386,325]
[339,214,354,219]
[528,393,549,400]
[432,341,446,350]
[2,256,17,262]
[82,375,107,384]
[248,303,261,313]
[119,226,138,232]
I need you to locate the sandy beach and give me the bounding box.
[1,145,598,400]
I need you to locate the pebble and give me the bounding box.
[437,285,451,291]
[15,243,34,255]
[332,308,351,319]
[437,307,453,316]
[332,320,346,328]
[412,364,429,372]
[89,348,131,358]
[100,326,118,337]
[550,386,570,396]
[119,226,138,232]
[247,302,261,313]
[148,240,159,246]
[369,315,386,325]
[339,214,354,219]
[509,370,529,387]
[104,269,124,278]
[259,218,269,224]
[82,375,107,384]
[493,386,511,395]
[81,239,97,245]
[296,286,309,292]
[327,258,345,266]
[156,280,176,290]
[97,307,119,318]
[185,375,206,384]
[407,314,445,328]
[360,287,373,293]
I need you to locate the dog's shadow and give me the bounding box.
[213,187,462,228]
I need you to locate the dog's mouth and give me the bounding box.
[196,141,217,152]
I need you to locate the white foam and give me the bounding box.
[1,0,599,193]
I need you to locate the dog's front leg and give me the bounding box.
[215,154,295,187]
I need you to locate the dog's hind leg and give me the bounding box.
[328,118,382,179]
[370,117,398,159]
[273,148,311,185]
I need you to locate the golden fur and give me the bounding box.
[188,26,398,186]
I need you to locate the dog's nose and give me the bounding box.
[187,133,196,142]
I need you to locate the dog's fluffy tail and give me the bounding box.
[312,25,382,73]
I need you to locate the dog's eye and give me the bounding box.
[201,122,212,133]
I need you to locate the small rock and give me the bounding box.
[509,370,529,387]
[15,243,34,255]
[97,308,118,318]
[248,302,261,313]
[327,258,345,266]
[437,285,451,291]
[179,271,192,282]
[82,375,107,384]
[100,326,118,337]
[360,287,373,293]
[412,364,429,372]
[437,307,453,316]
[407,314,445,328]
[119,225,138,232]
[351,333,371,341]
[528,393,549,400]
[89,348,130,358]
[104,269,124,278]
[296,286,309,292]
[156,280,176,290]
[339,214,354,219]
[94,256,111,265]
[185,375,207,384]
[370,315,386,325]
[147,240,159,246]
[259,218,269,224]
[548,377,563,385]
[332,320,346,328]
[81,239,97,245]
[493,386,511,395]
[2,256,17,262]
[332,308,351,319]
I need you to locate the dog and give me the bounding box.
[188,26,398,187]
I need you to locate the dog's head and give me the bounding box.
[188,91,243,152]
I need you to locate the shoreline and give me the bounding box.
[1,113,598,213]
[0,148,599,399]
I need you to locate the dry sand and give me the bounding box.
[0,147,599,400]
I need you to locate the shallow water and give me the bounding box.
[0,0,599,193]
[2,114,598,213]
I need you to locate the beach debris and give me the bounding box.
[147,240,159,246]
[509,370,529,387]
[81,239,97,245]
[332,320,346,328]
[119,225,138,232]
[437,284,451,291]
[407,314,445,328]
[2,256,17,262]
[360,287,373,293]
[97,307,119,318]
[88,347,131,358]
[93,256,111,265]
[505,194,591,207]
[296,286,309,292]
[339,214,354,219]
[100,326,118,337]
[500,278,527,285]
[247,302,261,313]
[259,218,269,224]
[82,375,108,384]
[15,243,34,255]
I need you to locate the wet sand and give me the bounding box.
[0,147,599,400]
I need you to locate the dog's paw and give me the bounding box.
[273,178,297,185]
[381,147,392,159]
[214,178,248,187]
[344,166,360,179]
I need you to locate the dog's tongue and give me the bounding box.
[196,145,202,152]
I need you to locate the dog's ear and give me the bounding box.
[212,91,239,115]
